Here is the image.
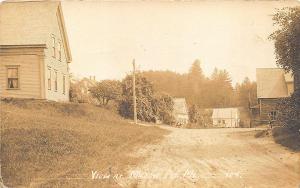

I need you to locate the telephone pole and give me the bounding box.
[132,59,137,124]
[0,89,6,188]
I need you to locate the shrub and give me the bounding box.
[118,74,175,124]
[276,92,300,128]
[89,80,122,106]
[118,74,156,122]
[152,93,175,125]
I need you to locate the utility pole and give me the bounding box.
[0,88,6,188]
[132,59,137,124]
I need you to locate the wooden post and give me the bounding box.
[132,59,137,124]
[0,88,5,187]
[0,89,2,181]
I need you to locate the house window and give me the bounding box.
[7,67,19,89]
[52,36,56,58]
[222,120,226,124]
[47,67,51,90]
[63,75,66,94]
[54,71,58,92]
[269,111,277,121]
[58,41,62,61]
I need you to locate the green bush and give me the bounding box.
[276,92,300,128]
[118,74,175,124]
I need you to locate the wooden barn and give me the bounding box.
[0,1,72,101]
[255,68,294,123]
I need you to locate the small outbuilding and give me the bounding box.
[212,108,240,128]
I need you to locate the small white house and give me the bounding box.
[212,108,240,128]
[173,98,189,125]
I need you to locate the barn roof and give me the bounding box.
[256,68,293,99]
[173,98,188,115]
[212,108,239,119]
[0,0,72,62]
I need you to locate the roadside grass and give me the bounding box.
[254,125,300,152]
[0,99,169,187]
[272,126,300,152]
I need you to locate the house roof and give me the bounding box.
[256,68,293,99]
[0,0,72,63]
[212,108,239,119]
[173,98,188,115]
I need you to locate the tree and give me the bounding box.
[89,80,122,106]
[209,68,234,107]
[141,66,237,108]
[235,77,257,108]
[269,7,300,77]
[152,93,175,125]
[188,59,204,81]
[270,7,300,128]
[119,74,156,122]
[118,74,175,124]
[188,104,199,123]
[187,60,206,107]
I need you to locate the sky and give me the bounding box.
[62,0,300,84]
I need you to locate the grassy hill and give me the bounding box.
[0,99,168,187]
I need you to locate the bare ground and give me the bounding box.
[119,126,300,188]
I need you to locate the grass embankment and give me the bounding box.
[272,126,300,151]
[255,126,300,152]
[0,99,168,187]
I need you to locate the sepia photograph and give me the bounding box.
[0,0,299,187]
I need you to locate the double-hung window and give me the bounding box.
[54,71,58,92]
[47,67,51,90]
[7,66,19,89]
[62,75,66,94]
[270,111,277,121]
[58,41,62,61]
[52,36,56,58]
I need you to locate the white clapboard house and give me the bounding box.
[0,1,72,101]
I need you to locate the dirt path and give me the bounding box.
[119,126,300,188]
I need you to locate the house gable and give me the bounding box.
[56,3,72,63]
[256,68,294,99]
[0,1,71,63]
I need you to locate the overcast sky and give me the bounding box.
[62,0,300,84]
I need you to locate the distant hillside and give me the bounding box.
[142,69,257,109]
[0,99,168,187]
[142,70,188,98]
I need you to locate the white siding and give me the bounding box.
[0,2,71,101]
[213,118,240,128]
[0,55,42,99]
[44,9,70,102]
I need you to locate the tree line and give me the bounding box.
[142,60,257,109]
[70,60,257,126]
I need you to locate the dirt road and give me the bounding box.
[120,126,300,188]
